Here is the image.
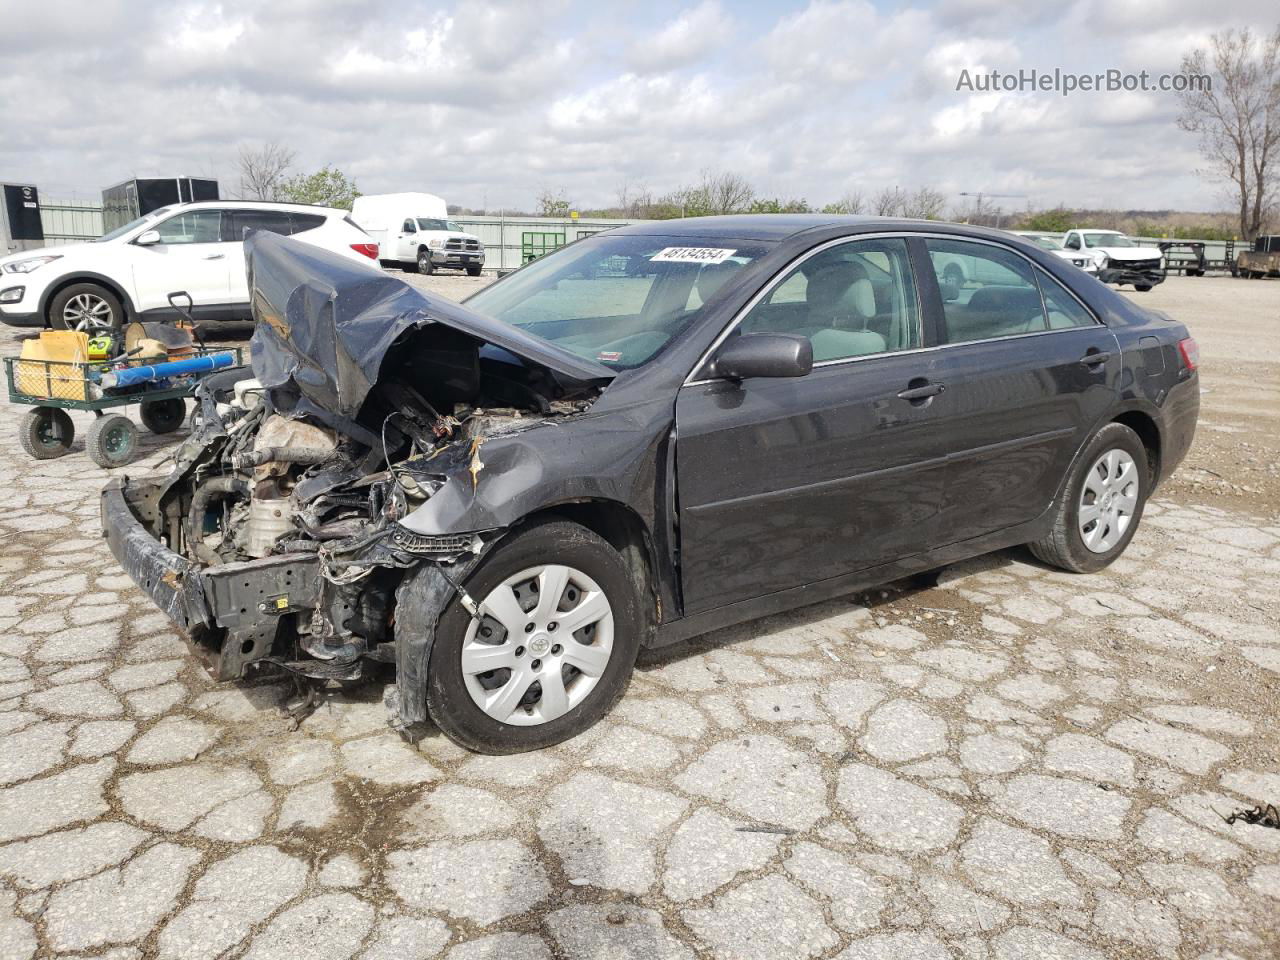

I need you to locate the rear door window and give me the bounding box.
[226,209,292,239]
[291,213,326,234]
[927,238,1048,342]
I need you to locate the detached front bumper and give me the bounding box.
[100,477,322,679]
[1099,263,1165,286]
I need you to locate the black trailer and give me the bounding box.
[1,183,45,255]
[101,177,219,233]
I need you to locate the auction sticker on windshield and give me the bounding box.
[651,247,737,264]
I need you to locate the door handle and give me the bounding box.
[1079,350,1112,366]
[897,381,946,402]
[202,253,225,260]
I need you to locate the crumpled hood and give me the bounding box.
[245,231,613,425]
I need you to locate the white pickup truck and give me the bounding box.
[1062,229,1164,291]
[351,193,485,276]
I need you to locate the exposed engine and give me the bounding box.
[154,324,599,681]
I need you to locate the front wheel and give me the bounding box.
[49,283,124,334]
[86,413,139,468]
[19,407,74,459]
[417,250,435,275]
[1029,422,1148,573]
[466,264,482,277]
[1134,284,1153,292]
[426,519,642,754]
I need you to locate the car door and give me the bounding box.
[130,209,231,312]
[223,209,296,303]
[674,236,955,615]
[399,218,418,261]
[921,237,1121,544]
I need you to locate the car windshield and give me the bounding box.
[1028,236,1063,250]
[1083,233,1135,248]
[95,208,172,242]
[466,234,771,369]
[417,218,462,232]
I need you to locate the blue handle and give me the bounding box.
[103,352,235,389]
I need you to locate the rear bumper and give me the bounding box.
[100,477,322,678]
[1156,373,1199,485]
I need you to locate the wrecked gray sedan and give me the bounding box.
[102,219,1197,753]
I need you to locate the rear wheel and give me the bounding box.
[86,413,139,468]
[426,519,642,754]
[49,283,124,334]
[1029,423,1148,573]
[417,250,435,275]
[139,397,186,434]
[19,407,74,459]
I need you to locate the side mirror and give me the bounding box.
[135,230,160,246]
[711,333,813,381]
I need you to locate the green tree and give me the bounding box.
[279,166,361,209]
[1021,208,1074,232]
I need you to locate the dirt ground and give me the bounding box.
[0,270,1277,960]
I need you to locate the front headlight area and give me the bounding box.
[428,239,444,251]
[2,254,62,274]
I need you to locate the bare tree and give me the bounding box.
[901,187,947,220]
[873,186,907,217]
[238,142,296,201]
[615,180,655,218]
[822,191,866,215]
[1178,26,1280,240]
[536,188,572,218]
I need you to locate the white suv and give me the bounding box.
[0,201,380,331]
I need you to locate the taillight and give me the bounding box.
[1178,337,1199,371]
[351,243,378,260]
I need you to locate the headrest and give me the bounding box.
[695,261,742,302]
[806,260,872,315]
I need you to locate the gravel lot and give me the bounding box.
[1,272,1277,960]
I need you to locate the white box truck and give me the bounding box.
[351,193,485,275]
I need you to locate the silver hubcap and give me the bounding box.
[462,564,614,726]
[1078,448,1139,553]
[63,293,112,332]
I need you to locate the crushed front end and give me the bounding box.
[100,231,613,725]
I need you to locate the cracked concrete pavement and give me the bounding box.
[1,273,1277,959]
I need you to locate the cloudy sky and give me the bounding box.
[1,0,1272,214]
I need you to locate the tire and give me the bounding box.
[19,407,74,459]
[48,283,125,334]
[139,397,186,435]
[466,264,482,277]
[86,413,139,468]
[1028,422,1149,573]
[401,260,419,273]
[1134,284,1153,292]
[426,518,643,754]
[417,250,435,275]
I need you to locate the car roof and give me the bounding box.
[171,200,345,215]
[608,214,1054,246]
